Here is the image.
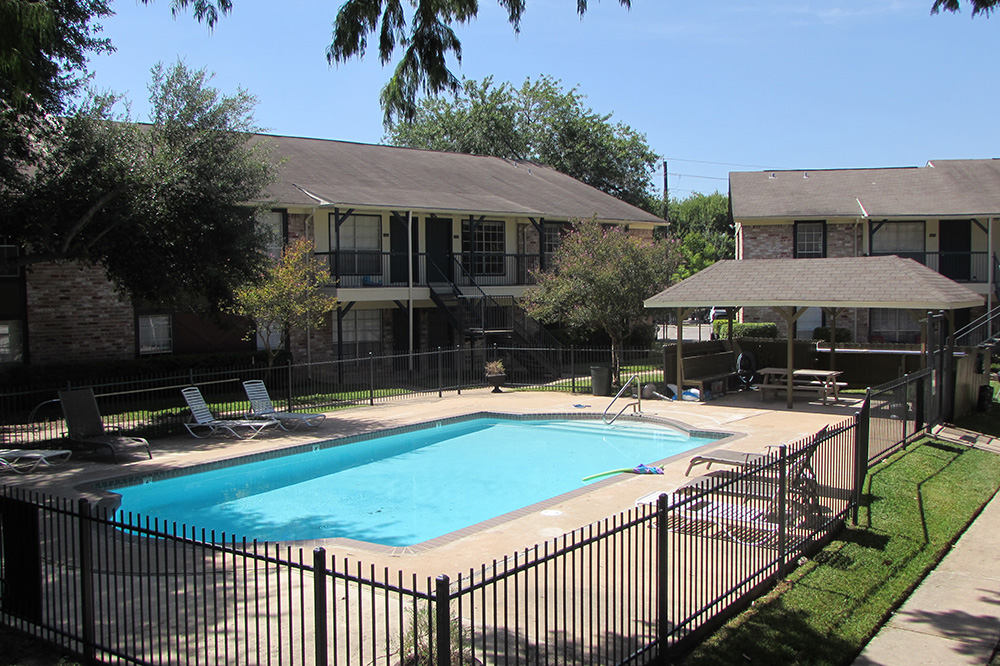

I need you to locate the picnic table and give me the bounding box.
[756,367,845,405]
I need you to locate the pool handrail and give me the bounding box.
[603,374,641,425]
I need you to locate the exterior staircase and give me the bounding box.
[428,259,562,379]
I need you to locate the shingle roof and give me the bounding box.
[643,256,983,311]
[730,159,1000,219]
[253,134,665,224]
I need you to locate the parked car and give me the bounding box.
[710,306,734,321]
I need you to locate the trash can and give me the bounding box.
[977,384,993,411]
[590,366,612,397]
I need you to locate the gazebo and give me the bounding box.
[643,256,984,408]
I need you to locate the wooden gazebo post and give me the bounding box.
[774,306,806,409]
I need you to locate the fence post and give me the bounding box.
[656,493,670,656]
[456,346,462,395]
[915,374,925,434]
[777,446,788,578]
[369,352,375,406]
[313,547,328,666]
[571,346,576,394]
[901,373,909,444]
[286,359,294,412]
[78,499,96,665]
[853,399,871,525]
[435,574,451,666]
[437,347,443,398]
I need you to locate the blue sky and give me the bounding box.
[88,1,995,198]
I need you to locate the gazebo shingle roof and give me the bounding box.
[643,256,983,311]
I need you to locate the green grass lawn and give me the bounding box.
[680,437,1000,666]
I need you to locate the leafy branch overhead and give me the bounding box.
[328,0,632,125]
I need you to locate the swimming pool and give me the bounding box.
[110,415,721,547]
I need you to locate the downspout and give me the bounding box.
[989,217,993,341]
[407,210,414,372]
[306,207,317,369]
[855,200,869,344]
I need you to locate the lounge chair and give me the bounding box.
[242,380,325,430]
[59,388,152,463]
[181,387,279,439]
[0,448,72,473]
[684,449,767,476]
[636,490,784,545]
[680,427,826,512]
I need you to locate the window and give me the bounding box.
[462,220,505,275]
[333,309,382,357]
[0,320,23,363]
[257,211,285,260]
[870,308,920,343]
[795,307,824,340]
[871,221,925,263]
[0,245,19,278]
[543,224,564,254]
[139,315,172,354]
[337,214,382,275]
[794,221,826,258]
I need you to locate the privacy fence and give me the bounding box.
[0,365,941,665]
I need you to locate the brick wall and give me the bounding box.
[26,262,135,364]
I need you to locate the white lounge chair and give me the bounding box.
[242,380,325,430]
[0,448,72,473]
[181,387,279,439]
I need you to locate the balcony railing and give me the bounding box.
[870,250,990,283]
[313,251,547,288]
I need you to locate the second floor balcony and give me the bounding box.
[313,251,556,289]
[869,250,991,284]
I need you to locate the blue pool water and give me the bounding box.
[113,417,714,546]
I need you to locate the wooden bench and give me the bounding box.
[675,352,738,399]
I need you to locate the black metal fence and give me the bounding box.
[1,400,920,665]
[0,346,663,447]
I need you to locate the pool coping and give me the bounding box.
[84,411,743,555]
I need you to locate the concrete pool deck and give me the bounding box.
[4,386,863,576]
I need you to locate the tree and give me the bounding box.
[0,61,278,309]
[229,239,338,366]
[387,76,661,212]
[327,0,633,125]
[663,191,734,281]
[523,219,680,385]
[932,0,999,14]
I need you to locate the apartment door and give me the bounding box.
[389,215,418,284]
[425,218,453,283]
[939,220,971,282]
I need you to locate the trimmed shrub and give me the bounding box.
[713,321,778,339]
[813,326,852,342]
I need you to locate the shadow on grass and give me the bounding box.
[679,597,858,666]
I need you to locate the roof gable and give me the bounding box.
[730,159,1000,219]
[255,134,665,224]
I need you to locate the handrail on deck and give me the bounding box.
[603,374,641,425]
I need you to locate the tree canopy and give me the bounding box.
[1,61,277,309]
[523,219,680,383]
[387,76,661,212]
[664,191,734,281]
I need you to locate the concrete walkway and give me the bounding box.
[853,427,1000,666]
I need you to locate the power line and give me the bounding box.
[664,157,776,170]
[670,173,728,181]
